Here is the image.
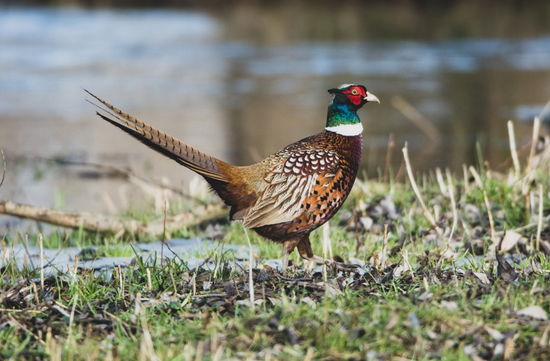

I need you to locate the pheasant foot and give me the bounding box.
[300,254,359,271]
[297,236,358,271]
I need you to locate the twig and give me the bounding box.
[379,224,388,270]
[161,200,167,262]
[8,314,46,346]
[435,167,448,197]
[68,294,79,341]
[0,149,5,188]
[536,184,543,251]
[39,233,44,290]
[241,222,255,310]
[146,268,152,292]
[140,308,159,361]
[401,249,416,282]
[526,117,541,174]
[507,121,521,179]
[402,145,437,228]
[494,216,550,236]
[469,166,484,190]
[0,200,227,238]
[72,255,79,284]
[322,222,329,286]
[446,168,458,242]
[191,262,198,297]
[483,191,495,239]
[117,266,124,298]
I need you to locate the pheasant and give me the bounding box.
[86,84,379,270]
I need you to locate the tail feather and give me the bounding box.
[86,90,229,183]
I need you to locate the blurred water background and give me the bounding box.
[1,0,550,221]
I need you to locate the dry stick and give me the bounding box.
[446,169,458,242]
[322,223,330,287]
[191,262,198,297]
[379,224,389,270]
[240,222,255,309]
[326,224,333,261]
[0,200,227,238]
[8,314,46,346]
[32,282,39,307]
[540,322,550,347]
[194,341,205,361]
[507,120,521,179]
[161,200,167,262]
[536,184,543,252]
[402,145,438,229]
[469,166,484,190]
[401,249,416,282]
[526,117,542,174]
[212,345,225,361]
[68,293,79,341]
[483,191,496,239]
[0,149,6,188]
[134,293,141,316]
[146,268,152,292]
[435,167,448,197]
[72,255,79,284]
[140,308,159,361]
[462,164,470,199]
[118,266,124,298]
[495,216,550,237]
[528,98,550,173]
[39,233,44,290]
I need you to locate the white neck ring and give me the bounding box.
[325,123,363,136]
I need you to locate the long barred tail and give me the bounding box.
[85,90,229,183]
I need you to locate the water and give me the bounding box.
[1,3,550,220]
[4,237,259,275]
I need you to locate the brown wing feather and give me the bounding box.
[242,149,339,228]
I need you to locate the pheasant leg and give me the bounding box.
[297,237,358,271]
[281,238,302,270]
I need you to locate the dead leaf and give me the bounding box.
[484,326,504,342]
[499,231,521,253]
[441,301,458,311]
[385,313,399,331]
[517,306,548,320]
[472,272,491,285]
[496,253,518,283]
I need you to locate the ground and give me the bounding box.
[1,162,550,360]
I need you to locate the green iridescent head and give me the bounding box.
[325,84,379,131]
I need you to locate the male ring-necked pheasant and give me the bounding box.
[86,84,379,270]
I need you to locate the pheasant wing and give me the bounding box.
[242,149,339,228]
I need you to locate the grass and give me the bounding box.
[1,143,550,360]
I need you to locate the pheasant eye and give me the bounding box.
[350,89,359,95]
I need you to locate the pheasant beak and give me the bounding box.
[364,91,380,104]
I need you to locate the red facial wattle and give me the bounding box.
[342,86,367,106]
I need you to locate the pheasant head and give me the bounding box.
[325,84,379,136]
